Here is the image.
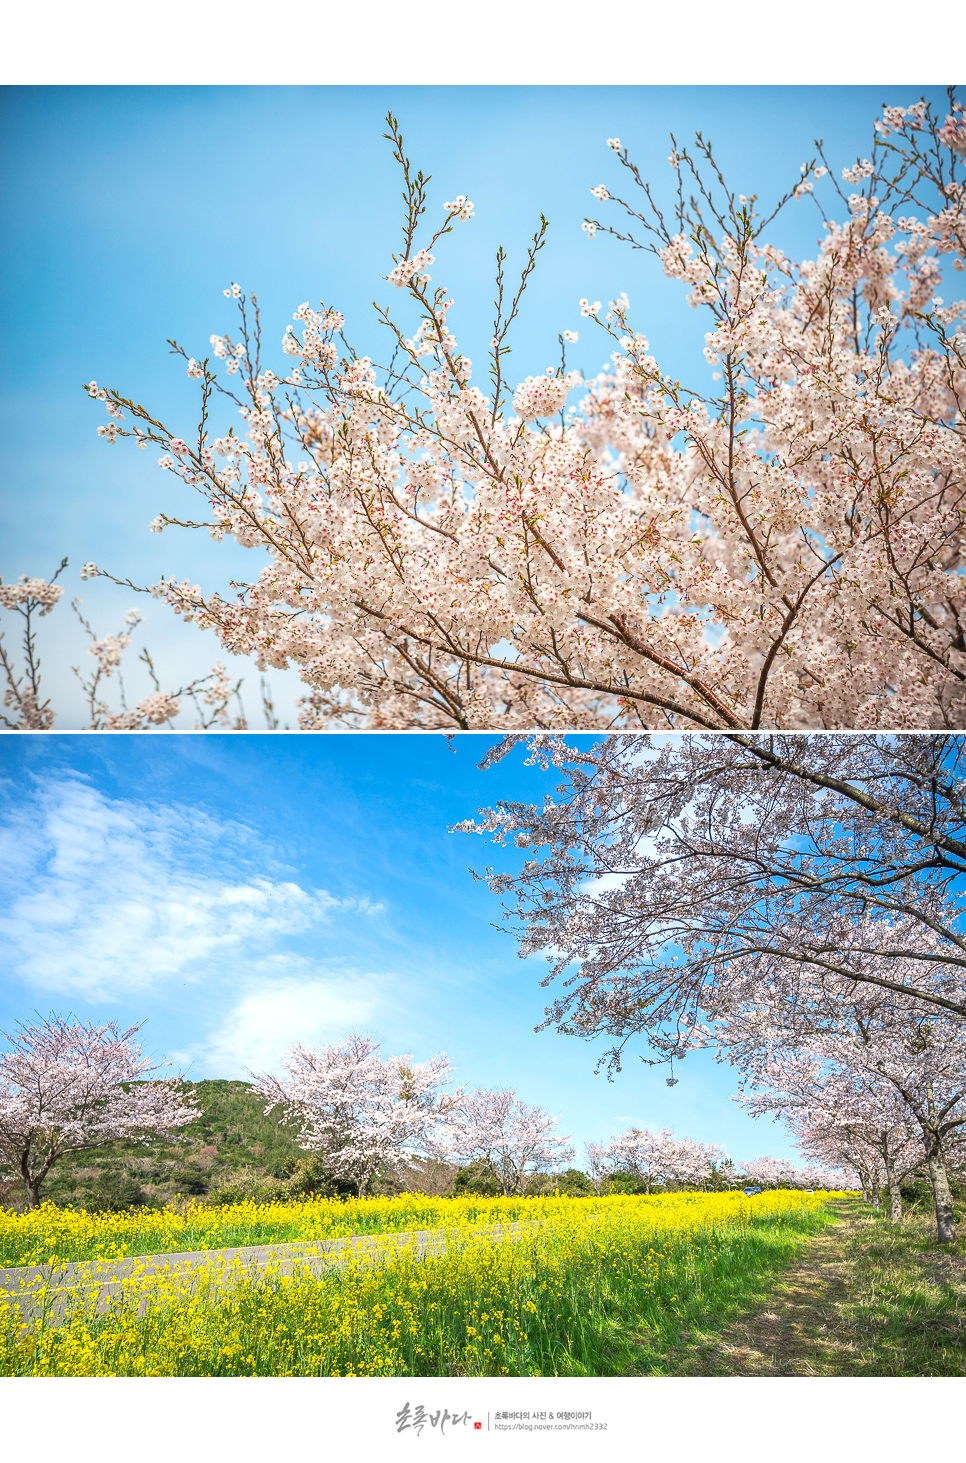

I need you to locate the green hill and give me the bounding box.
[5,1080,310,1213]
[2,1080,596,1213]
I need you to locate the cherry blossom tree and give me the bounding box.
[0,1015,200,1208]
[735,1155,800,1189]
[251,1035,458,1197]
[600,1126,666,1193]
[461,733,966,1077]
[719,943,966,1243]
[587,1128,848,1193]
[836,1019,965,1243]
[732,1048,921,1216]
[603,1125,729,1191]
[736,1155,856,1192]
[0,561,248,729]
[583,1140,613,1194]
[78,95,965,731]
[788,1109,922,1219]
[463,732,966,1236]
[448,1086,574,1195]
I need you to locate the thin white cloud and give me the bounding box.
[0,777,380,1001]
[580,870,631,896]
[173,973,382,1077]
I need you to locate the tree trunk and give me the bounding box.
[924,1142,956,1245]
[19,1151,42,1209]
[913,1085,957,1245]
[883,1150,902,1224]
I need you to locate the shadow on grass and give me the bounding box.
[644,1199,965,1378]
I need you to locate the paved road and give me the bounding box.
[0,1220,544,1327]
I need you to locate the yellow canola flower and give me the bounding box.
[1,1186,850,1268]
[1,1189,844,1378]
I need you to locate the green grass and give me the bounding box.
[591,1203,834,1376]
[836,1210,966,1376]
[651,1199,966,1377]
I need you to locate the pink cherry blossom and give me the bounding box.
[251,1035,459,1197]
[0,561,250,730]
[0,1016,199,1208]
[447,1087,574,1195]
[78,97,965,731]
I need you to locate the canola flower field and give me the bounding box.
[2,1191,603,1268]
[0,1190,843,1377]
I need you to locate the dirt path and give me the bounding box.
[671,1204,857,1377]
[664,1200,966,1377]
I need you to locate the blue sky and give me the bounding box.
[0,730,801,1167]
[1,84,954,728]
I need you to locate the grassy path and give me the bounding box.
[659,1200,965,1377]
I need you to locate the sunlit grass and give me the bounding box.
[838,1211,966,1377]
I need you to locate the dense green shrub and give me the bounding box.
[552,1168,595,1196]
[88,1169,148,1213]
[454,1162,501,1197]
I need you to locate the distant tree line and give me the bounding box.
[2,1018,862,1214]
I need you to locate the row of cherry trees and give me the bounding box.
[464,731,966,1241]
[0,1017,846,1209]
[252,1035,575,1198]
[727,989,966,1235]
[251,1036,849,1198]
[4,92,965,731]
[0,1019,581,1208]
[584,1128,851,1195]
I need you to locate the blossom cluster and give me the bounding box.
[81,98,966,731]
[0,565,248,731]
[252,1037,573,1198]
[511,369,581,421]
[0,577,64,615]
